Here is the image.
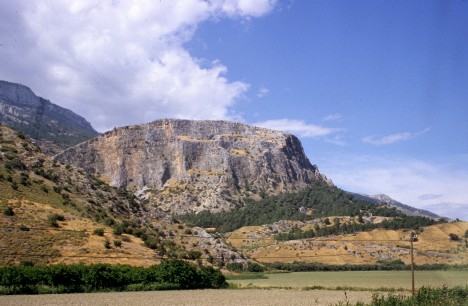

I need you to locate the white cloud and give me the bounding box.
[0,0,277,132]
[323,113,342,122]
[257,87,270,98]
[318,154,468,220]
[363,128,430,145]
[254,119,341,138]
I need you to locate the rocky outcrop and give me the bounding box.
[0,80,98,154]
[55,119,332,215]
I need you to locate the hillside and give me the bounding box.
[0,126,245,266]
[226,221,468,266]
[54,119,332,215]
[182,184,439,233]
[0,80,98,154]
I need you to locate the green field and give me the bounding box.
[228,271,468,291]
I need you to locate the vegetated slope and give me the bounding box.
[0,80,98,154]
[182,182,439,233]
[55,119,332,215]
[0,126,245,267]
[226,221,468,266]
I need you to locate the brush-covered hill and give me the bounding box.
[226,221,468,266]
[0,80,98,154]
[183,183,467,267]
[0,126,245,267]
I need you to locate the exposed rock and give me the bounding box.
[0,80,98,154]
[55,119,332,215]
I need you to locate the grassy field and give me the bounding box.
[228,270,468,291]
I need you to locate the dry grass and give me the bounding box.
[0,200,159,266]
[0,289,375,306]
[227,222,468,265]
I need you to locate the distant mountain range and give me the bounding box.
[0,80,98,154]
[346,192,443,220]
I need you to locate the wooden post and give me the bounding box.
[410,232,415,295]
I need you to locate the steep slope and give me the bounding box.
[55,119,332,214]
[0,80,98,154]
[0,125,246,266]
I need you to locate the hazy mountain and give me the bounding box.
[0,80,98,154]
[346,192,443,220]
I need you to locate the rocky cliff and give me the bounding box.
[55,119,332,215]
[0,80,98,154]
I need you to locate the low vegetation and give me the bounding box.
[347,286,468,306]
[0,259,226,295]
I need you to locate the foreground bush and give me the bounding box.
[0,260,226,294]
[337,286,468,306]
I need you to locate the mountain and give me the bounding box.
[0,125,245,266]
[0,80,98,154]
[2,124,466,268]
[54,119,333,215]
[347,192,442,220]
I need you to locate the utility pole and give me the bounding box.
[410,232,416,296]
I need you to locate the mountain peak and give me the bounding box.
[55,119,332,215]
[0,80,98,154]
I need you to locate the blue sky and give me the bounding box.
[0,0,467,219]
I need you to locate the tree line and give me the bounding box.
[265,261,468,272]
[0,259,227,295]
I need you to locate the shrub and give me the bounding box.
[368,286,467,306]
[449,233,460,241]
[10,181,18,190]
[93,228,105,236]
[48,213,65,227]
[3,206,15,216]
[145,260,200,289]
[104,238,111,249]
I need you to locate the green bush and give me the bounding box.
[48,213,65,227]
[93,228,105,236]
[365,286,468,306]
[0,261,227,294]
[3,206,15,216]
[145,260,199,289]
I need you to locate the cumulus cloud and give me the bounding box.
[317,154,468,220]
[363,128,430,145]
[254,119,341,138]
[0,0,277,131]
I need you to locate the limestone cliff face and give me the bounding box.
[55,119,332,214]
